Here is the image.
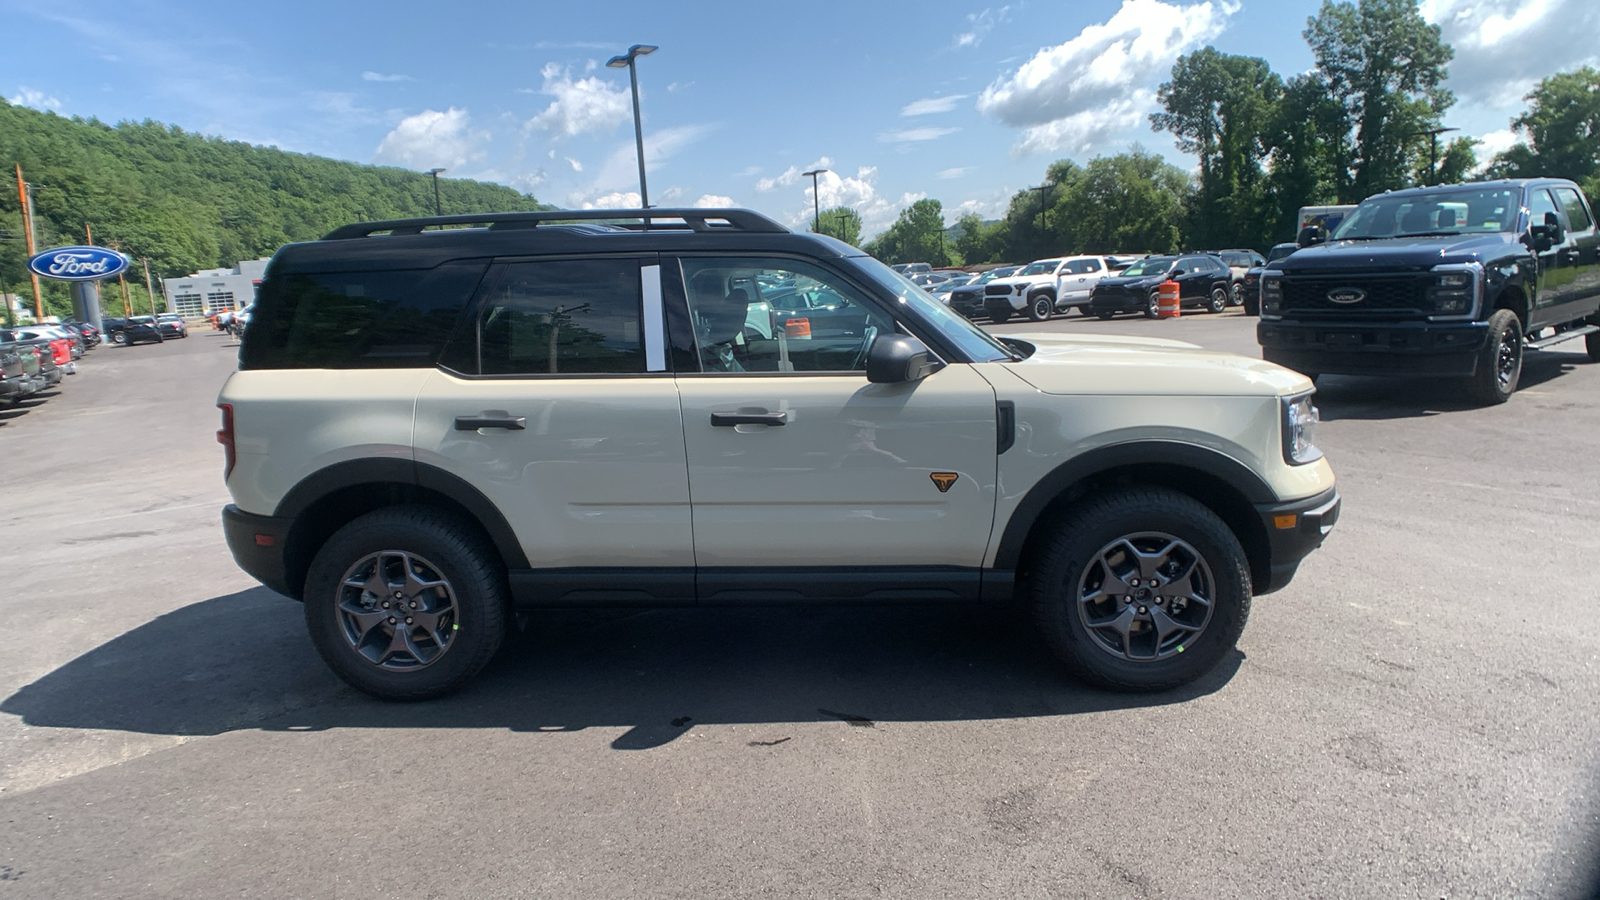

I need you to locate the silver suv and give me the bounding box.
[219,208,1339,700]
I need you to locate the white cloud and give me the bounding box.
[977,0,1235,154]
[756,157,831,193]
[879,126,962,143]
[579,190,642,209]
[568,124,715,207]
[362,71,411,83]
[694,194,736,207]
[7,86,61,110]
[1475,128,1520,157]
[902,95,969,116]
[956,7,1011,48]
[953,195,1011,220]
[526,62,632,136]
[763,163,927,237]
[565,156,583,172]
[373,107,490,170]
[1421,0,1600,108]
[937,167,973,179]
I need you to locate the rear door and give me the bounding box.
[1549,186,1600,321]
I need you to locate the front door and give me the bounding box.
[669,255,999,594]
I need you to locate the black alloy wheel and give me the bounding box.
[1028,294,1054,322]
[1207,286,1229,314]
[1467,308,1523,406]
[1145,291,1161,318]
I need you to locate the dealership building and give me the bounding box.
[162,258,270,317]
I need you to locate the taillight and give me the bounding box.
[217,403,236,479]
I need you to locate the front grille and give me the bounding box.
[1280,274,1429,317]
[984,284,1018,297]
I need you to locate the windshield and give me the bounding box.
[1017,260,1061,276]
[1266,244,1296,263]
[1333,187,1521,240]
[1220,251,1253,267]
[976,267,1017,284]
[1120,257,1175,277]
[845,256,1016,362]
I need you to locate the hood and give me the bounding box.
[1279,232,1519,272]
[1096,274,1166,289]
[1001,332,1311,397]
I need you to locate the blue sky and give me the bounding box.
[4,0,1597,238]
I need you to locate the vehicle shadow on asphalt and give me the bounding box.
[1313,350,1586,421]
[0,587,1241,748]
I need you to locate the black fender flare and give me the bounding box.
[992,440,1276,571]
[275,458,530,570]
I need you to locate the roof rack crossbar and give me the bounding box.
[322,208,790,240]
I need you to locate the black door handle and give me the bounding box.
[710,410,788,427]
[455,415,526,431]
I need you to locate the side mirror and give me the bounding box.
[1169,268,1185,277]
[1298,225,1326,248]
[866,334,942,384]
[1530,212,1564,251]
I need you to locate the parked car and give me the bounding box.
[983,255,1115,322]
[0,338,38,403]
[1239,244,1298,317]
[1214,249,1267,304]
[891,262,932,276]
[61,321,101,348]
[122,316,165,346]
[100,317,128,344]
[1258,178,1600,404]
[217,206,1339,701]
[6,327,77,371]
[0,329,64,387]
[155,313,189,339]
[1088,254,1235,318]
[945,266,1020,318]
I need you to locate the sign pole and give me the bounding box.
[14,164,42,319]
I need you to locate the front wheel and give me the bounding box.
[1145,292,1161,319]
[1586,330,1600,363]
[1467,308,1523,405]
[1029,487,1251,692]
[111,331,126,345]
[303,506,509,701]
[1207,286,1229,314]
[1027,294,1053,322]
[1096,311,1116,320]
[988,306,1012,325]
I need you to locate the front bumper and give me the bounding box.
[1257,320,1489,376]
[1254,486,1340,594]
[1089,290,1148,314]
[222,504,297,599]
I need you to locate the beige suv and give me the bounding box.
[218,208,1339,700]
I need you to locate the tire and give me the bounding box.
[988,306,1012,325]
[1242,295,1259,317]
[1097,311,1116,321]
[1467,308,1523,406]
[1027,294,1053,322]
[1586,330,1600,363]
[1229,283,1243,306]
[1207,286,1229,314]
[111,331,126,345]
[1029,487,1251,692]
[303,506,509,701]
[1145,291,1161,319]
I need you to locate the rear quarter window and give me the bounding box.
[240,260,488,370]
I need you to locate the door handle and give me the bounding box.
[455,415,526,431]
[710,410,788,427]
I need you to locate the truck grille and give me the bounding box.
[1281,274,1429,317]
[984,285,1015,297]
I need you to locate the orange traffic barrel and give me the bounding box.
[1158,280,1180,318]
[784,317,812,337]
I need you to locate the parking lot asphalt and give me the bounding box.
[1,316,1598,899]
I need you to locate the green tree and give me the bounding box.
[1151,47,1283,249]
[1059,149,1192,254]
[863,199,951,265]
[1487,67,1600,184]
[952,212,1003,264]
[1265,73,1356,239]
[1304,0,1455,198]
[993,159,1082,263]
[816,206,862,246]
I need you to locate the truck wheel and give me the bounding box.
[1207,286,1229,314]
[1467,308,1523,406]
[1586,330,1600,363]
[1229,283,1243,306]
[1028,294,1054,322]
[1145,291,1161,318]
[1029,487,1250,692]
[303,506,508,701]
[111,331,126,345]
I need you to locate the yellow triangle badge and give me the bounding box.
[930,472,959,493]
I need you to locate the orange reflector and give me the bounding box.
[254,534,277,547]
[1273,515,1298,530]
[784,318,811,337]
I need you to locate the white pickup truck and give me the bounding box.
[982,255,1114,322]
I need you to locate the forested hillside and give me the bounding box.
[0,98,548,317]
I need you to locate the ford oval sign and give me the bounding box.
[27,246,131,282]
[1326,287,1367,304]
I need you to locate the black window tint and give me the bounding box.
[477,259,644,376]
[1084,259,1101,272]
[1555,188,1593,231]
[241,261,486,370]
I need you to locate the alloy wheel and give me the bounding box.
[335,550,460,671]
[1075,531,1215,662]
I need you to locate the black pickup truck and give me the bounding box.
[1256,178,1600,404]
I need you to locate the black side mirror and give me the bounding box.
[866,334,942,384]
[1530,212,1564,251]
[1298,226,1326,248]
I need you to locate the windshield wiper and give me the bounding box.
[1394,231,1464,239]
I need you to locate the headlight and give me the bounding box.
[1426,263,1481,317]
[1282,392,1322,465]
[1261,275,1283,316]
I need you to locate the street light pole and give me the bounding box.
[1408,126,1459,186]
[802,168,829,233]
[607,44,658,208]
[427,168,446,216]
[14,164,42,320]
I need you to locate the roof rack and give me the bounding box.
[322,208,790,240]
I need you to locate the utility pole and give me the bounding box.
[427,168,445,216]
[15,164,42,319]
[142,257,157,316]
[802,168,829,233]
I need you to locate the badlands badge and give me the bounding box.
[930,472,959,493]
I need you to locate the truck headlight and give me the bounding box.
[1426,264,1480,317]
[1282,392,1322,465]
[1261,275,1283,316]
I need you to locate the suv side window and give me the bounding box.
[1554,187,1594,231]
[679,257,894,374]
[474,259,646,376]
[1529,188,1561,230]
[1083,258,1102,272]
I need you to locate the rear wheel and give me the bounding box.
[1466,308,1523,406]
[303,506,509,700]
[1207,286,1229,314]
[1587,330,1600,362]
[1027,294,1054,322]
